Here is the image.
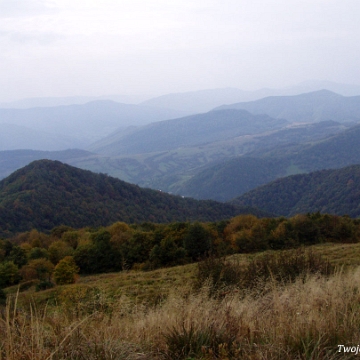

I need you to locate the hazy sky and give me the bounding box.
[1,0,359,101]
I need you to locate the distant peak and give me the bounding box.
[308,89,341,96]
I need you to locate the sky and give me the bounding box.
[0,0,359,101]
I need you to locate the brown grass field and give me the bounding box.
[2,242,360,359]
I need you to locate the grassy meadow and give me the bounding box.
[2,243,360,359]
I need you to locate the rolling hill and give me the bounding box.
[0,160,265,236]
[88,109,289,156]
[0,121,349,195]
[231,164,360,217]
[175,123,360,201]
[216,90,360,124]
[0,149,95,180]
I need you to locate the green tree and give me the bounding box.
[53,256,79,285]
[20,258,54,281]
[120,230,153,269]
[8,246,28,267]
[0,261,20,288]
[183,222,211,260]
[150,237,186,267]
[74,230,122,274]
[28,247,49,260]
[0,287,6,305]
[48,240,74,265]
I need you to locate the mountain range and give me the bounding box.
[230,164,360,218]
[0,101,188,150]
[0,160,265,236]
[140,81,360,113]
[88,109,289,156]
[4,80,360,112]
[216,90,360,124]
[1,86,360,220]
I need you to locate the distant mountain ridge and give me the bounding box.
[140,81,360,113]
[216,90,360,124]
[0,160,264,236]
[175,123,360,201]
[231,164,360,218]
[0,123,85,151]
[0,100,188,150]
[0,94,151,109]
[88,109,289,156]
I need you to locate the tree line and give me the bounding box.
[1,212,359,292]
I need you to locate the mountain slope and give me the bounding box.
[89,109,288,156]
[0,160,264,235]
[0,123,86,151]
[0,149,94,179]
[175,123,360,201]
[140,88,265,113]
[231,165,360,217]
[177,157,289,202]
[216,90,360,124]
[0,101,188,149]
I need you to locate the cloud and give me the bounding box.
[0,30,65,45]
[0,0,359,101]
[0,0,57,17]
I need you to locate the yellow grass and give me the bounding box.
[2,242,360,359]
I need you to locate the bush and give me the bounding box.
[35,280,55,292]
[195,248,335,295]
[241,248,334,289]
[194,256,243,294]
[0,261,20,287]
[0,288,6,305]
[163,322,239,360]
[53,256,79,285]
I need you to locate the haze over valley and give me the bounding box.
[2,85,360,210]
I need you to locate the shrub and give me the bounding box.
[53,256,79,285]
[194,256,243,294]
[0,261,20,287]
[0,287,6,305]
[35,280,55,292]
[195,248,335,295]
[20,258,54,282]
[241,248,335,290]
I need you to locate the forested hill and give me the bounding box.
[176,123,360,202]
[231,164,360,217]
[0,160,263,236]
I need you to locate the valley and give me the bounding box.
[2,83,360,360]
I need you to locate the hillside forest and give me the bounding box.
[1,212,358,290]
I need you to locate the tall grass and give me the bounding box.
[1,258,360,359]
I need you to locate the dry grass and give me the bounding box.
[2,268,360,359]
[2,243,360,359]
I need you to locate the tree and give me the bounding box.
[20,258,54,282]
[183,222,211,260]
[149,237,186,267]
[0,261,19,288]
[28,247,49,260]
[53,256,79,285]
[8,246,28,267]
[48,240,74,265]
[74,230,122,274]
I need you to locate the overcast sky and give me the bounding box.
[1,0,359,101]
